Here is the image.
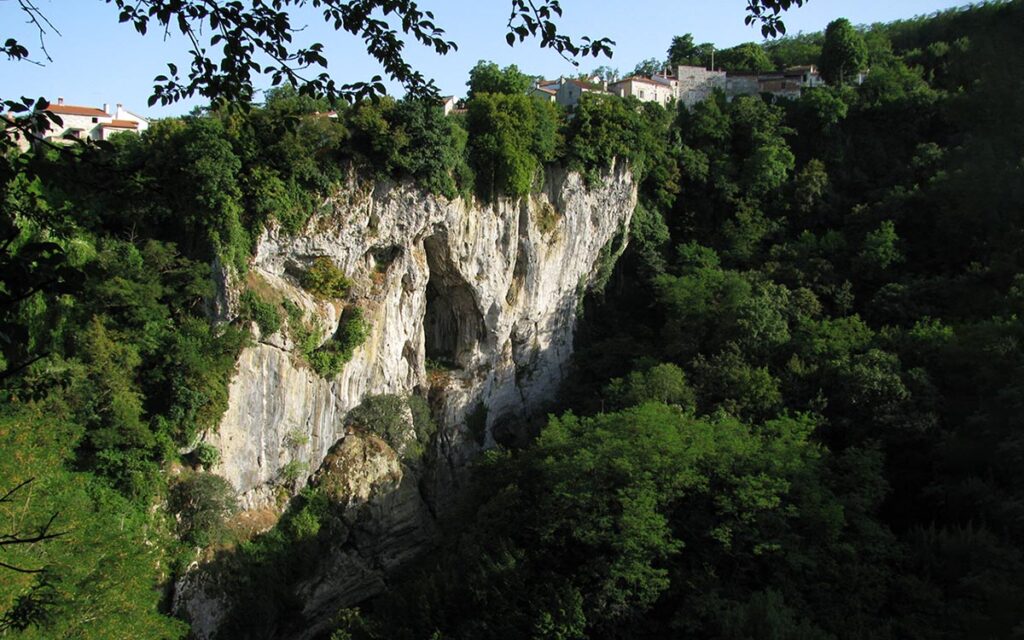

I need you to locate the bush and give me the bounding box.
[194,442,221,468]
[346,394,408,446]
[407,395,437,456]
[284,429,309,448]
[279,460,308,485]
[169,472,237,547]
[301,257,351,299]
[239,289,282,335]
[306,307,370,378]
[345,394,436,460]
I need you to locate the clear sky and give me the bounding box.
[3,0,970,117]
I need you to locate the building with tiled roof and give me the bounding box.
[609,75,676,106]
[439,95,457,115]
[555,77,609,108]
[529,84,558,102]
[32,98,149,146]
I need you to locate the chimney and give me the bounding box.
[57,97,64,105]
[103,103,110,114]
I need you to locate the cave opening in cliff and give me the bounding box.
[423,235,482,370]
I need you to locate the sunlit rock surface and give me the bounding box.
[176,164,636,636]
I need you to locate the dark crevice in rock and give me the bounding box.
[422,234,483,369]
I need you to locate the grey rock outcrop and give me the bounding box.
[176,163,636,636]
[208,162,635,509]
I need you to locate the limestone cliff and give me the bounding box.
[208,162,635,509]
[176,163,636,636]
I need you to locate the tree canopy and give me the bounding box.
[820,18,869,85]
[466,61,532,98]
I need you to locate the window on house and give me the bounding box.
[639,90,645,99]
[92,117,98,123]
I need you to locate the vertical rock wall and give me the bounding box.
[176,164,636,637]
[209,163,636,509]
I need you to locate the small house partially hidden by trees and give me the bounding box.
[15,98,149,150]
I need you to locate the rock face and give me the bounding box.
[173,433,438,640]
[208,162,636,509]
[178,163,635,636]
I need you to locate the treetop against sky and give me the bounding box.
[3,0,967,116]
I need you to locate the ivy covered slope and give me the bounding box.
[0,70,669,635]
[329,4,1024,640]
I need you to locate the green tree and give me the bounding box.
[466,61,532,98]
[604,363,696,411]
[466,93,559,199]
[717,42,775,73]
[0,407,187,638]
[820,18,869,85]
[168,472,238,546]
[667,34,700,67]
[632,57,666,76]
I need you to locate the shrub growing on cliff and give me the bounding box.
[346,393,436,460]
[346,394,408,447]
[239,289,282,335]
[169,472,238,547]
[194,443,221,469]
[299,306,370,378]
[301,257,352,300]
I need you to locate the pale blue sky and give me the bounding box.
[3,0,969,117]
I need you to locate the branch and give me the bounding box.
[0,351,50,383]
[0,560,46,574]
[0,512,68,548]
[0,478,34,505]
[13,0,62,64]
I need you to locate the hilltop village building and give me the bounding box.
[12,98,149,150]
[608,74,677,107]
[555,78,607,108]
[537,64,827,110]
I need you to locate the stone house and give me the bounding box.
[34,98,149,146]
[555,78,606,109]
[674,65,728,107]
[527,61,827,113]
[529,83,558,102]
[609,74,676,107]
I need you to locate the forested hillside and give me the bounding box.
[0,53,658,637]
[334,3,1024,638]
[2,1,1023,638]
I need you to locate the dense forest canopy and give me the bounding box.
[3,1,1024,638]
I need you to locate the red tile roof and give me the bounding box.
[566,78,603,91]
[100,119,139,129]
[612,75,666,87]
[44,103,109,117]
